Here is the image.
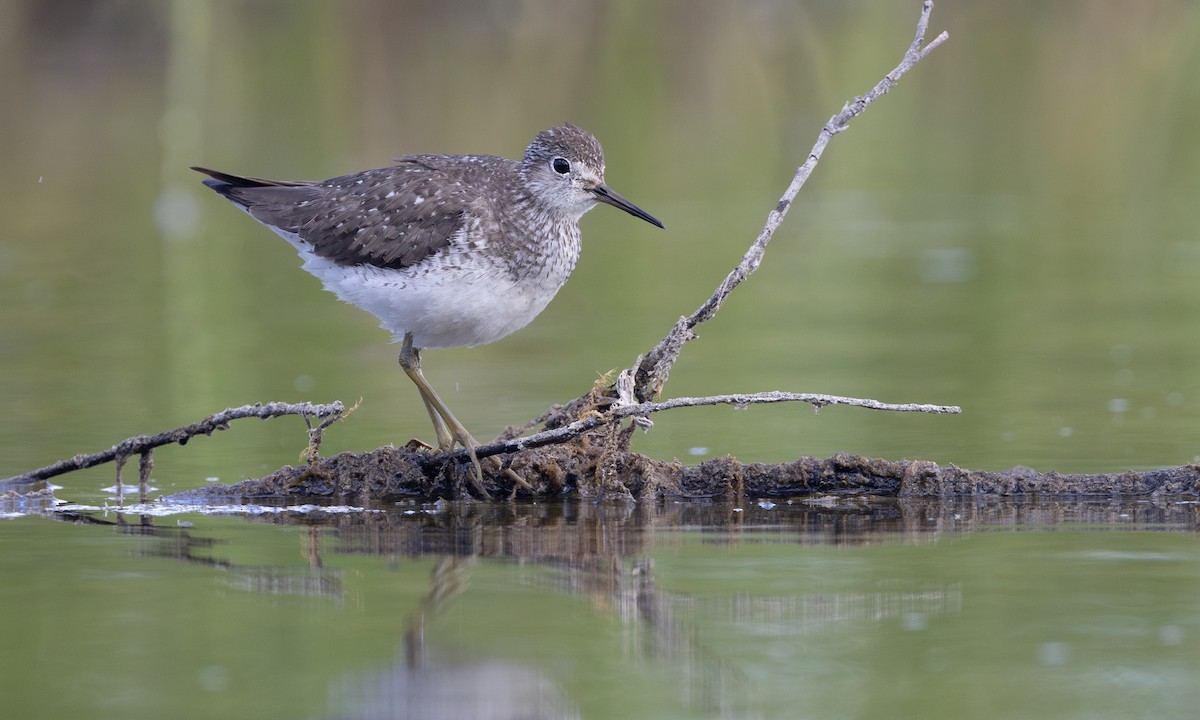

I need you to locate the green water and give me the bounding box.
[3,2,1200,717]
[2,500,1197,719]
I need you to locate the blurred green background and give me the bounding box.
[3,0,1200,492]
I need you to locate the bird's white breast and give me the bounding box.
[266,225,579,350]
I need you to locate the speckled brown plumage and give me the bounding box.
[193,124,661,349]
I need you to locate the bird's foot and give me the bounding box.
[405,434,533,498]
[439,435,533,497]
[433,428,492,500]
[401,435,489,498]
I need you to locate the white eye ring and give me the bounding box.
[551,157,571,175]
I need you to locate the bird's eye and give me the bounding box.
[551,157,571,175]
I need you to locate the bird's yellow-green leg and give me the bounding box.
[399,333,490,498]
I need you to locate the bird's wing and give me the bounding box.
[193,157,506,270]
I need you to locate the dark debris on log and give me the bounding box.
[167,438,1200,505]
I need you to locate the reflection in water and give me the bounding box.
[679,578,962,638]
[620,556,757,716]
[223,526,344,599]
[52,510,347,600]
[50,497,1197,718]
[328,557,581,720]
[325,504,756,719]
[325,498,1199,559]
[326,658,579,720]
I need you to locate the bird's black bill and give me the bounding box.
[592,185,664,228]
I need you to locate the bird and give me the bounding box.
[192,124,663,495]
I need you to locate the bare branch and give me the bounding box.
[633,2,949,401]
[635,392,961,416]
[470,391,960,461]
[1,401,347,488]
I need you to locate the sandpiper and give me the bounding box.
[193,124,663,493]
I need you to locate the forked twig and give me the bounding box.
[631,1,950,401]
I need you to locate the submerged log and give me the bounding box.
[165,441,1200,504]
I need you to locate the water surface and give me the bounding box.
[2,498,1197,719]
